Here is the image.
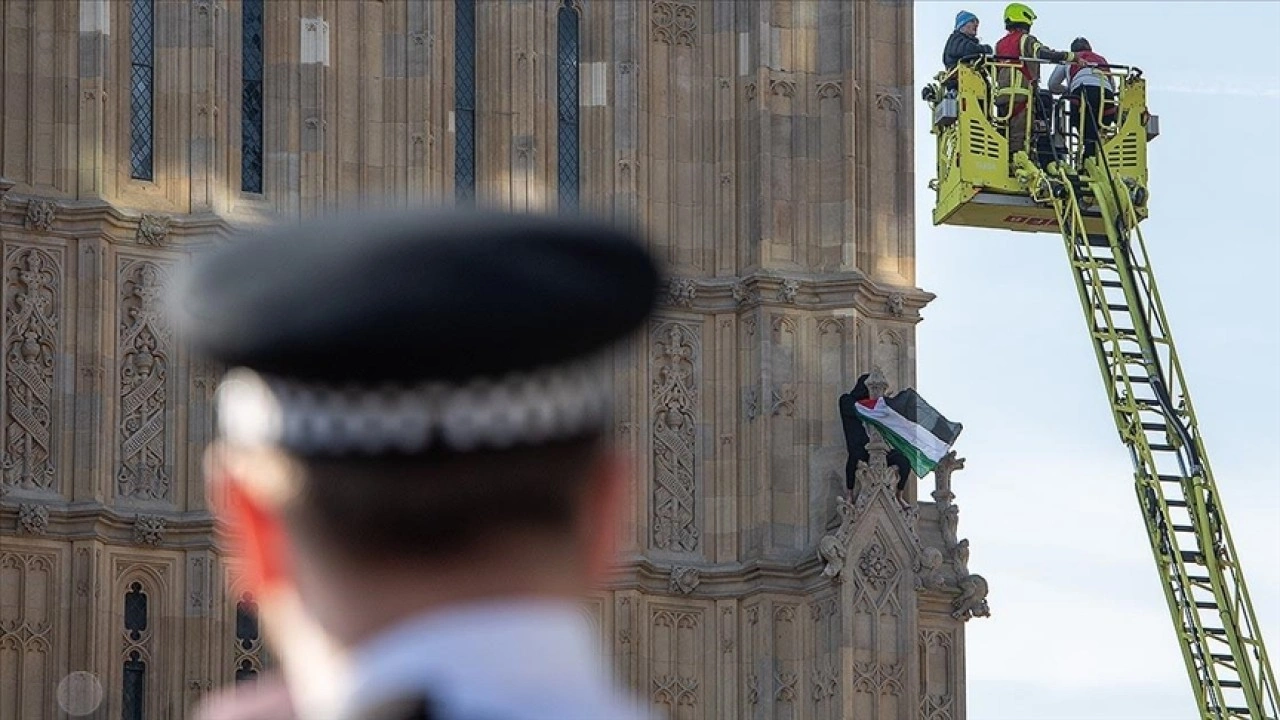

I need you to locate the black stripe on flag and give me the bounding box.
[884,389,963,446]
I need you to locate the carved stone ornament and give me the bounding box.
[133,514,166,545]
[2,246,61,491]
[117,262,172,501]
[24,200,57,232]
[770,384,797,417]
[17,503,49,535]
[886,292,906,317]
[669,566,701,595]
[650,0,697,47]
[777,279,800,304]
[666,278,697,308]
[743,387,759,421]
[135,214,172,246]
[857,541,899,590]
[914,546,947,591]
[952,572,990,620]
[852,661,904,697]
[818,497,855,580]
[731,280,756,306]
[875,89,904,113]
[650,323,700,552]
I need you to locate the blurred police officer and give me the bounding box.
[180,210,660,720]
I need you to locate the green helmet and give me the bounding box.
[1004,2,1036,25]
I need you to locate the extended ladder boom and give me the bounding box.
[1016,154,1280,720]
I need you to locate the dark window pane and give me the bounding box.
[129,0,154,181]
[557,4,580,212]
[235,659,258,685]
[123,652,146,720]
[124,582,148,642]
[241,0,265,193]
[235,593,259,649]
[455,0,476,203]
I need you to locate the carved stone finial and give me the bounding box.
[24,200,57,231]
[136,214,171,246]
[932,450,964,506]
[939,503,960,550]
[133,515,167,545]
[864,424,891,472]
[18,503,49,535]
[865,367,890,400]
[669,566,701,595]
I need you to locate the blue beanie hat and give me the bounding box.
[955,10,978,30]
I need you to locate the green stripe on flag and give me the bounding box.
[862,418,940,477]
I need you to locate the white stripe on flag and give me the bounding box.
[855,399,952,463]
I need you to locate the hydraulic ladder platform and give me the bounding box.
[922,58,1279,720]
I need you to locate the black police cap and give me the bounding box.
[171,210,660,456]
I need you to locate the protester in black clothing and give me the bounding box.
[839,374,913,508]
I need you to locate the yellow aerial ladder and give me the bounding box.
[922,58,1279,719]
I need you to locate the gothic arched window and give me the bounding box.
[556,1,581,212]
[241,0,265,193]
[129,0,155,180]
[122,582,149,720]
[234,591,264,684]
[455,0,477,203]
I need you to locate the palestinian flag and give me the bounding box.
[854,388,963,477]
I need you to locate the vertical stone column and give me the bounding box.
[188,0,215,213]
[298,9,330,217]
[78,0,111,199]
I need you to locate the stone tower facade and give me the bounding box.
[0,1,987,718]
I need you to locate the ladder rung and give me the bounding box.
[1158,474,1186,483]
[1226,708,1250,715]
[1165,499,1188,507]
[1188,574,1212,584]
[1100,279,1123,288]
[1107,303,1133,312]
[1211,653,1235,663]
[1142,422,1167,431]
[1173,524,1196,533]
[1218,680,1244,688]
[1149,443,1177,452]
[1181,551,1205,564]
[1203,627,1226,636]
[1195,601,1219,610]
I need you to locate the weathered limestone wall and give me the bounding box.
[0,2,982,718]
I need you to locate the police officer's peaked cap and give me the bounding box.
[172,209,660,457]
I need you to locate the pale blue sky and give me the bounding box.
[913,2,1280,718]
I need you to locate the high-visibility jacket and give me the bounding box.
[996,29,1073,86]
